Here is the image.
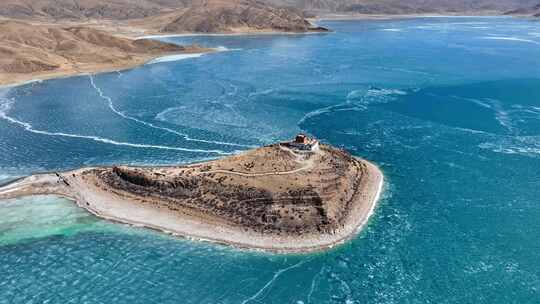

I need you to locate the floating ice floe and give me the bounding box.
[146,46,239,65]
[146,53,206,65]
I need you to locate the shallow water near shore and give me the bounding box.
[1,17,540,303]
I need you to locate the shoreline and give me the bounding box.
[0,14,519,89]
[0,157,384,254]
[135,29,331,40]
[314,13,512,21]
[0,50,212,89]
[0,29,325,89]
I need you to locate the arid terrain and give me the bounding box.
[0,0,326,33]
[141,0,326,33]
[504,4,540,17]
[1,0,536,90]
[0,143,383,253]
[0,0,329,86]
[269,0,540,15]
[1,0,538,18]
[0,0,182,20]
[1,0,537,87]
[0,19,212,86]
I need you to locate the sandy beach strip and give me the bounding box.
[0,49,214,88]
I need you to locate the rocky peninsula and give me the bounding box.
[0,138,383,253]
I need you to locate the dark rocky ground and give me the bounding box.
[94,144,367,236]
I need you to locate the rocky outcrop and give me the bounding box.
[100,144,366,236]
[160,0,326,33]
[107,166,329,234]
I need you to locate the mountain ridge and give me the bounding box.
[504,3,540,17]
[267,0,540,15]
[156,0,322,33]
[2,0,540,21]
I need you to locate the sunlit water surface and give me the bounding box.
[1,17,540,303]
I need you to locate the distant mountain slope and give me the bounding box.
[0,20,205,84]
[1,0,539,22]
[0,0,187,20]
[505,4,540,17]
[151,0,325,33]
[267,0,540,14]
[0,0,324,33]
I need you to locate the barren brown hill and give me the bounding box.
[150,0,327,33]
[0,0,186,20]
[1,0,539,21]
[268,0,540,15]
[0,20,208,86]
[0,0,327,34]
[505,3,540,17]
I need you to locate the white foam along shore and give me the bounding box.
[356,164,384,235]
[0,159,384,254]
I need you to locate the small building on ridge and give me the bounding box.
[287,134,319,151]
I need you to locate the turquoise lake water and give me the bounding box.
[1,17,540,303]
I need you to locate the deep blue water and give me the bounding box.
[1,17,540,303]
